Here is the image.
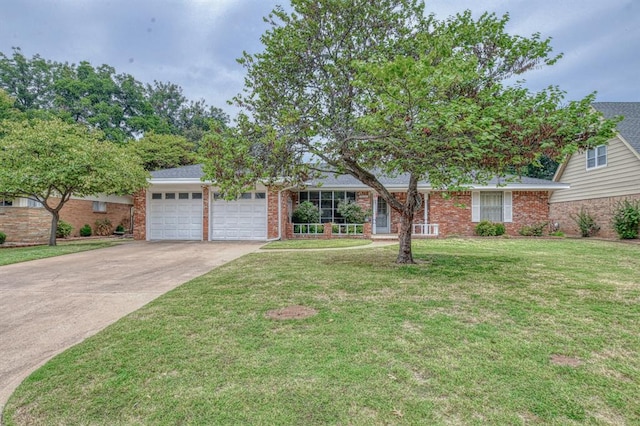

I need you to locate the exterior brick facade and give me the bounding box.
[133,189,147,241]
[0,206,51,243]
[549,193,640,238]
[1,197,133,243]
[58,198,132,237]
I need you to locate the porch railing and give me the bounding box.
[412,223,439,236]
[332,223,364,235]
[292,223,325,235]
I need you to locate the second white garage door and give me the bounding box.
[210,192,267,240]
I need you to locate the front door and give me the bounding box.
[375,197,390,234]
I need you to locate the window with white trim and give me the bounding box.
[92,201,107,212]
[298,191,357,223]
[27,198,43,208]
[586,145,607,170]
[472,191,512,223]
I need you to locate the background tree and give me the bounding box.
[0,118,148,245]
[201,0,617,263]
[128,131,196,171]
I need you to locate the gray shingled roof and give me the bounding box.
[149,164,565,189]
[592,102,640,154]
[304,171,565,189]
[150,164,204,179]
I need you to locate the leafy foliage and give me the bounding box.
[201,1,618,263]
[518,223,547,237]
[611,199,640,239]
[80,224,92,237]
[0,231,6,244]
[94,219,113,236]
[291,201,321,224]
[336,201,369,223]
[0,118,148,245]
[475,220,506,236]
[571,207,600,237]
[55,220,73,238]
[128,131,196,171]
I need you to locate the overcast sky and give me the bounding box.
[1,0,638,118]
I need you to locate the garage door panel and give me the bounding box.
[147,193,202,240]
[211,195,266,241]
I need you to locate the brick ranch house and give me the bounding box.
[0,195,133,243]
[133,164,569,241]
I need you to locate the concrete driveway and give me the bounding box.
[0,241,261,414]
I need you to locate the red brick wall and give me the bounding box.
[59,198,131,237]
[133,189,146,240]
[0,206,51,243]
[549,193,640,238]
[429,191,550,237]
[202,186,210,241]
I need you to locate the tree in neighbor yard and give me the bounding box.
[200,0,618,263]
[0,118,148,246]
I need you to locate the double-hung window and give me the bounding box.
[93,201,107,212]
[472,191,512,223]
[586,145,607,170]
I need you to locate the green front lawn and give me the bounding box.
[0,240,126,266]
[262,238,372,250]
[4,239,639,425]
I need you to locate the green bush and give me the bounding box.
[612,199,640,239]
[475,220,504,236]
[571,207,600,237]
[56,220,73,238]
[336,201,370,223]
[115,224,125,233]
[0,231,6,244]
[332,224,364,234]
[80,224,92,237]
[292,201,321,224]
[518,223,547,237]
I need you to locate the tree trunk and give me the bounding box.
[49,211,59,246]
[396,211,414,264]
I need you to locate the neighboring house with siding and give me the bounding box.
[133,164,568,241]
[0,195,133,243]
[549,102,640,238]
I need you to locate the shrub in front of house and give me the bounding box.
[612,199,640,239]
[336,201,370,224]
[292,201,321,224]
[79,224,92,237]
[518,223,547,237]
[0,231,6,244]
[571,207,600,237]
[56,220,73,238]
[94,218,113,236]
[474,220,505,236]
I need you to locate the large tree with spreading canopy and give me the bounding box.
[0,117,148,246]
[200,0,617,263]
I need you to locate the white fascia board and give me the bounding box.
[148,179,209,185]
[469,183,570,190]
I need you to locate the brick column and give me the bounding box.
[132,189,147,240]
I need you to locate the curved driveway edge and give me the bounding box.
[0,241,261,416]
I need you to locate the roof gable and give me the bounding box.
[592,102,640,155]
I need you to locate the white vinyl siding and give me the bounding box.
[551,137,640,203]
[472,191,512,223]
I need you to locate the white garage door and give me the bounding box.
[148,191,203,240]
[211,191,267,240]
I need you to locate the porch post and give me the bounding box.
[372,192,378,235]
